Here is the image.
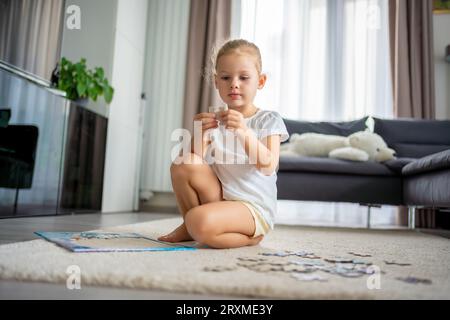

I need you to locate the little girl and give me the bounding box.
[158,39,289,249]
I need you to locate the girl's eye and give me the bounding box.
[221,76,230,80]
[240,76,249,80]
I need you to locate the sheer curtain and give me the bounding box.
[234,0,393,121]
[233,0,397,227]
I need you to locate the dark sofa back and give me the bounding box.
[282,117,368,140]
[373,118,450,158]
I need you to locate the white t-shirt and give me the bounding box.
[204,109,289,229]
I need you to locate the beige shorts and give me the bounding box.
[237,201,271,238]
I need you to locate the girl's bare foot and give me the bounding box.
[158,223,194,242]
[247,235,264,246]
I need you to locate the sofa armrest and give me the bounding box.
[402,149,450,176]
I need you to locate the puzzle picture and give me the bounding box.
[35,231,197,253]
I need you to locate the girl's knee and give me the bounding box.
[172,153,203,166]
[171,153,205,177]
[170,162,191,181]
[170,161,186,178]
[185,208,216,243]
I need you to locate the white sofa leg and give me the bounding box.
[408,206,416,230]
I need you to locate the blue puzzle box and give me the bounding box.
[35,231,197,253]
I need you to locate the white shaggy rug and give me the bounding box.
[0,218,449,299]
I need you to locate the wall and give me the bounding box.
[102,0,148,212]
[62,0,148,212]
[139,0,190,194]
[433,14,450,120]
[60,0,118,118]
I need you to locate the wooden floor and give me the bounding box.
[0,211,174,245]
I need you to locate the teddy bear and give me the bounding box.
[280,130,396,162]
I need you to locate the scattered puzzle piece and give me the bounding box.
[292,274,328,282]
[203,266,237,272]
[282,265,316,273]
[237,256,267,262]
[348,251,372,257]
[396,276,431,285]
[384,260,411,266]
[325,257,354,263]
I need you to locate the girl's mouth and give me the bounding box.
[228,94,241,100]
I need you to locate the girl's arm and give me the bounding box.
[189,113,217,159]
[219,109,281,175]
[236,129,280,176]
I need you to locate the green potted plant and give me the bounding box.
[55,57,114,106]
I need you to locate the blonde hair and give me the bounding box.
[205,39,262,83]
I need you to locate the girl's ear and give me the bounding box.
[258,73,267,89]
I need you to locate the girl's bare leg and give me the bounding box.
[158,153,223,242]
[184,201,263,249]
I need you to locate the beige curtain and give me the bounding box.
[389,0,436,227]
[182,0,231,132]
[0,0,64,81]
[389,0,436,119]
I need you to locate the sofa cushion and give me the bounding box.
[403,169,450,206]
[279,155,396,176]
[282,117,368,138]
[373,117,450,158]
[277,171,403,205]
[402,149,450,176]
[383,157,416,174]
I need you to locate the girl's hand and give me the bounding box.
[218,109,248,133]
[193,112,218,143]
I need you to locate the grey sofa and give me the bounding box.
[277,116,450,228]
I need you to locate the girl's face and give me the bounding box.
[214,53,266,110]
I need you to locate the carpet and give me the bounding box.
[0,218,449,299]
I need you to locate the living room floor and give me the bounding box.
[0,211,243,299]
[0,201,448,299]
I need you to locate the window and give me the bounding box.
[233,0,393,121]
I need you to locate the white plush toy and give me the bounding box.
[346,131,396,162]
[287,133,349,157]
[281,130,396,162]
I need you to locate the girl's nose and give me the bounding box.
[230,79,239,89]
